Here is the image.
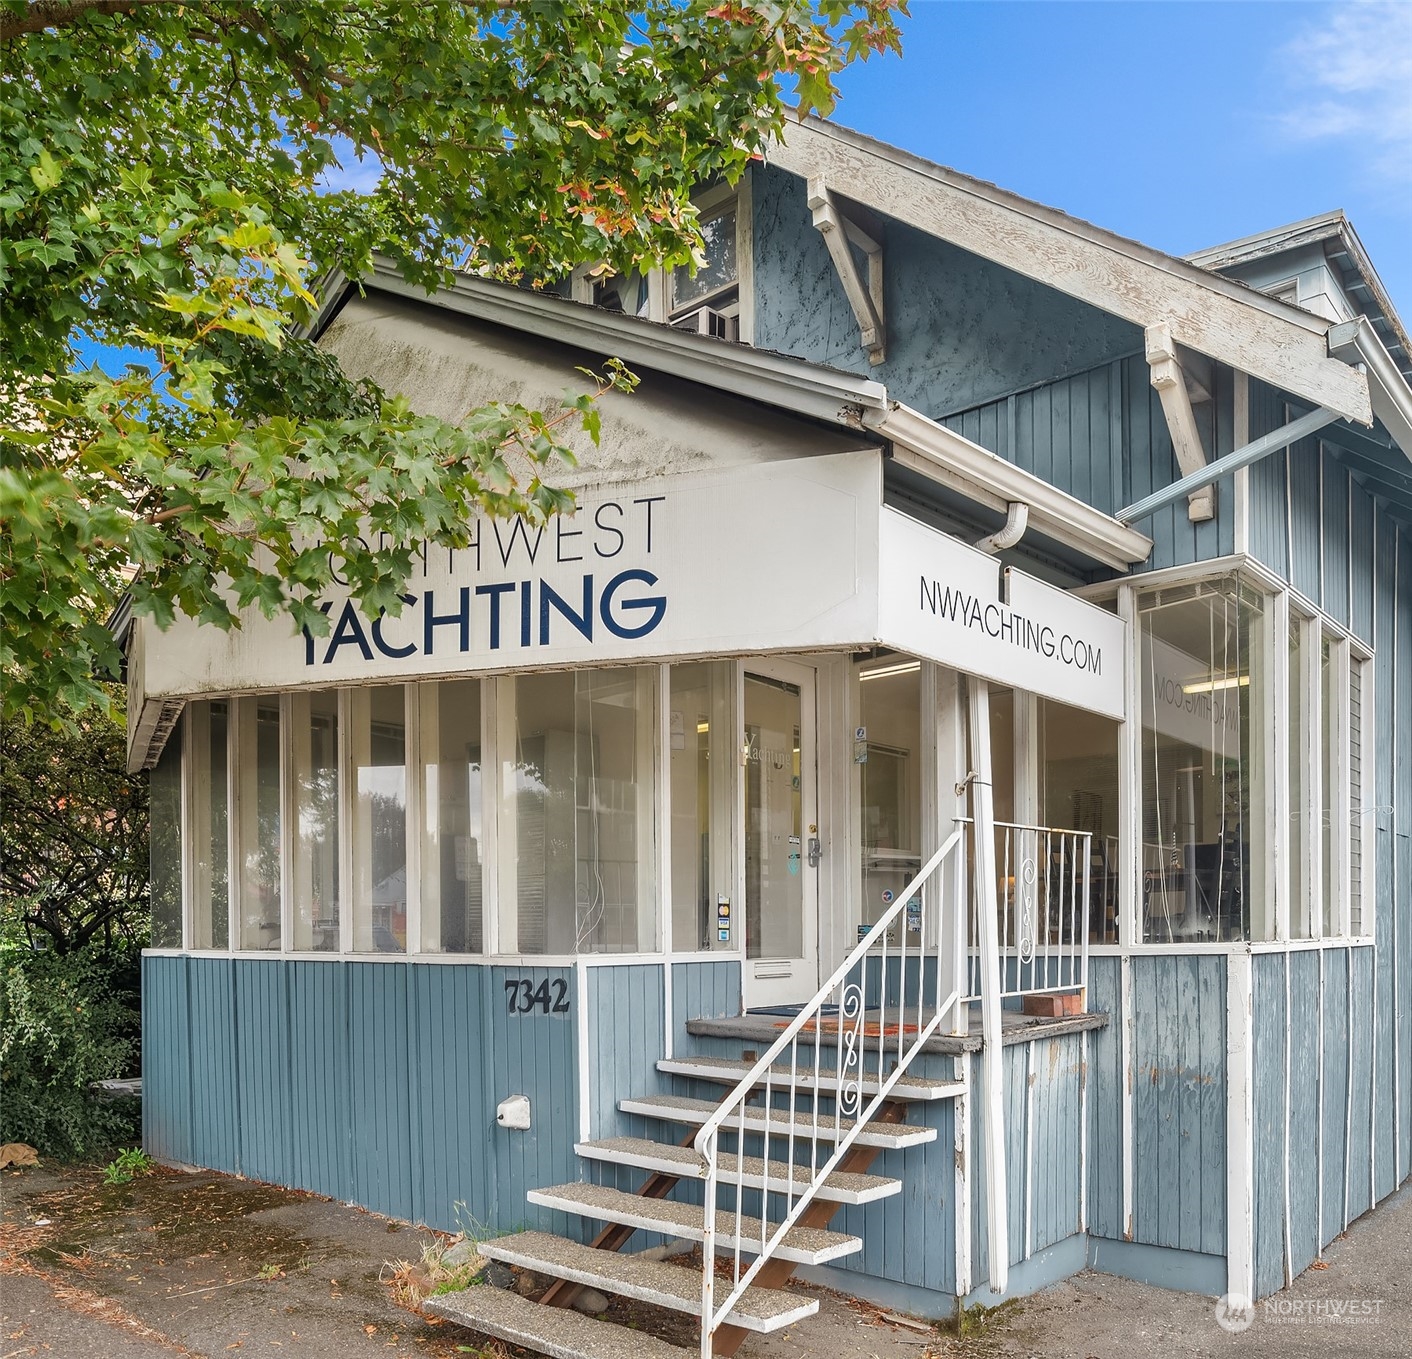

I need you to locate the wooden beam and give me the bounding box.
[769,120,1372,425]
[1146,322,1215,522]
[806,175,886,365]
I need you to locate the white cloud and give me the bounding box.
[1276,1,1412,193]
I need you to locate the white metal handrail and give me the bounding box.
[694,825,968,1354]
[968,820,1093,999]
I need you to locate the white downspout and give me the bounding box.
[975,501,1029,555]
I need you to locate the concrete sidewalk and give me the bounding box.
[1,1159,1407,1358]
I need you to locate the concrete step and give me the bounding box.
[658,1055,964,1102]
[575,1136,901,1205]
[618,1094,938,1149]
[476,1230,818,1333]
[525,1182,862,1266]
[426,1282,689,1359]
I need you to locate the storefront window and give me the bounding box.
[501,668,657,954]
[669,663,732,952]
[149,719,184,948]
[1138,579,1267,942]
[189,701,229,949]
[1349,657,1365,935]
[1040,699,1120,944]
[290,691,340,952]
[350,686,407,953]
[857,657,922,932]
[1288,615,1311,936]
[421,680,484,953]
[234,698,282,949]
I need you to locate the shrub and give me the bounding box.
[0,943,140,1158]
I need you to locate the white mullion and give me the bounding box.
[1117,585,1142,946]
[279,691,294,955]
[1271,590,1291,942]
[338,688,354,955]
[1332,640,1352,939]
[404,682,422,957]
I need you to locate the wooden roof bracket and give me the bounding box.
[1145,321,1215,522]
[807,175,886,365]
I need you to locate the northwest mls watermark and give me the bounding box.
[1215,1293,1385,1332]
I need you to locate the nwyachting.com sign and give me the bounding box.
[876,507,1127,721]
[133,451,1128,724]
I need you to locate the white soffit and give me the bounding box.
[768,118,1373,428]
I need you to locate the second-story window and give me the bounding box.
[670,184,741,340]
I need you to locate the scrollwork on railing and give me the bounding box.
[836,980,866,1118]
[1017,854,1038,963]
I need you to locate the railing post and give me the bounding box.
[967,677,1009,1297]
[700,1128,717,1358]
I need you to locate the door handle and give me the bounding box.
[807,836,822,868]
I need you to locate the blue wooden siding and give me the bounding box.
[1085,956,1125,1242]
[1128,954,1226,1256]
[749,163,1141,418]
[144,957,578,1235]
[1252,945,1382,1299]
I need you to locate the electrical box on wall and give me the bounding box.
[496,1094,531,1131]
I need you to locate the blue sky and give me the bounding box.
[828,0,1410,320]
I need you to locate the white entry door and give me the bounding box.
[741,660,820,1010]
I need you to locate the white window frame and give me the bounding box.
[1113,560,1376,952]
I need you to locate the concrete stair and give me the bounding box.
[428,1024,962,1359]
[476,1230,819,1331]
[616,1092,938,1148]
[574,1135,902,1204]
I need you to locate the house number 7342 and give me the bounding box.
[504,978,571,1016]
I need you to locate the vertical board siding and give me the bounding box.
[1285,951,1320,1277]
[588,963,666,1144]
[1129,954,1226,1257]
[832,1051,960,1295]
[141,954,194,1167]
[143,957,579,1236]
[966,1036,1083,1282]
[187,957,239,1174]
[1085,956,1125,1241]
[234,959,294,1188]
[1319,954,1349,1245]
[1251,953,1287,1299]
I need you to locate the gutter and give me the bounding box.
[869,403,1154,571]
[1328,317,1412,460]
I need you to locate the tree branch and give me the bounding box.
[1,0,172,43]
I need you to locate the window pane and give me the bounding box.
[291,691,340,952]
[190,701,229,949]
[1040,699,1121,944]
[1139,580,1265,942]
[1288,618,1311,937]
[235,698,282,950]
[673,208,736,308]
[1320,637,1335,937]
[669,663,731,952]
[744,673,803,961]
[149,719,183,949]
[503,668,657,955]
[857,658,921,933]
[1349,658,1364,935]
[351,686,407,953]
[422,680,484,953]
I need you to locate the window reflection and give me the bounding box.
[1138,580,1266,942]
[351,686,407,953]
